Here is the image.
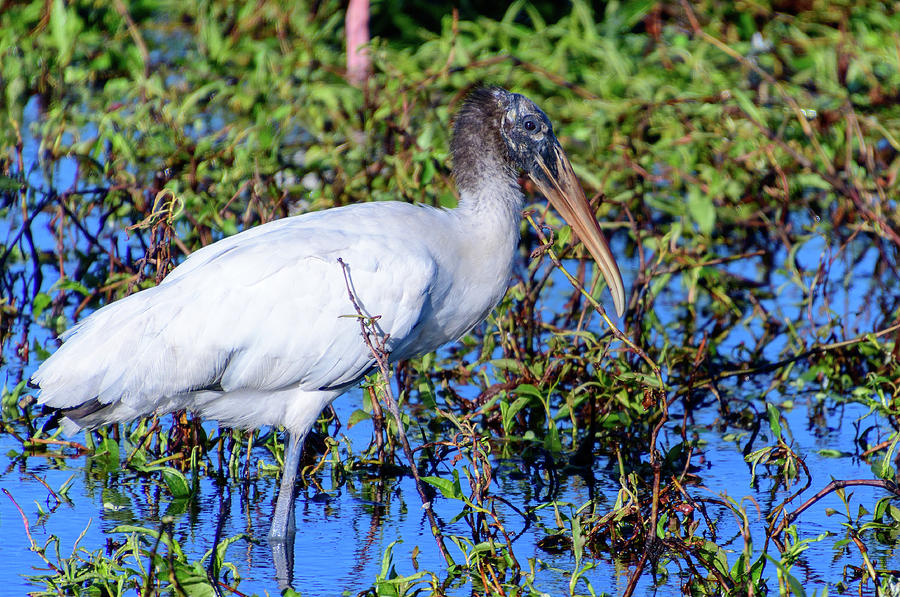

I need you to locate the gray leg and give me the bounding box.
[269,430,304,591]
[269,430,304,539]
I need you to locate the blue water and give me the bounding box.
[3,96,899,596]
[3,386,895,595]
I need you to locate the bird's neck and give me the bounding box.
[455,173,525,237]
[450,174,525,294]
[450,116,524,279]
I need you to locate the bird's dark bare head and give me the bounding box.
[452,87,559,194]
[452,87,627,317]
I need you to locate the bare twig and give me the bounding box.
[29,473,61,509]
[674,320,900,397]
[524,212,663,389]
[365,385,387,462]
[124,418,161,467]
[24,436,90,453]
[337,258,453,565]
[770,478,900,545]
[3,488,61,572]
[849,531,880,592]
[622,460,662,597]
[112,0,150,81]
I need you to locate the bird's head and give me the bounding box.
[453,87,626,317]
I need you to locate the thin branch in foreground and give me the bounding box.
[337,257,452,566]
[769,478,900,546]
[4,488,60,572]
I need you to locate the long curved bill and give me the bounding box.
[530,142,626,317]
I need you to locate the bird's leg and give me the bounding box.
[270,430,303,539]
[269,430,303,591]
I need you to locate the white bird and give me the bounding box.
[32,87,626,549]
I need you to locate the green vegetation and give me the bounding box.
[2,0,899,594]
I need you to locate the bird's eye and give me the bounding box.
[523,117,537,131]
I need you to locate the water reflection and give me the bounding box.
[3,88,900,594]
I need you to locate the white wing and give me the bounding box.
[33,203,443,417]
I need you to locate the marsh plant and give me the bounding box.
[2,0,899,594]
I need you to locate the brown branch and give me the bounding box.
[29,473,61,508]
[524,212,663,388]
[112,0,150,82]
[24,436,90,453]
[769,479,900,545]
[525,212,672,595]
[675,320,900,398]
[656,250,766,276]
[862,439,895,459]
[848,531,880,592]
[337,258,452,565]
[3,488,61,572]
[623,460,663,597]
[124,418,161,467]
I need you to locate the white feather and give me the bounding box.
[33,187,522,435]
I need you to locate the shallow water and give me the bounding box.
[3,94,899,597]
[3,252,897,595]
[2,387,896,595]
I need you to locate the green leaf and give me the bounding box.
[421,470,463,501]
[500,395,532,432]
[766,402,782,440]
[347,408,371,427]
[203,531,249,570]
[56,279,91,296]
[656,511,669,539]
[92,438,121,472]
[160,467,191,498]
[50,0,71,62]
[544,419,562,452]
[31,293,51,318]
[134,465,192,498]
[731,88,764,125]
[687,187,716,235]
[0,175,21,192]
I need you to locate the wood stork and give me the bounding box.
[32,87,626,550]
